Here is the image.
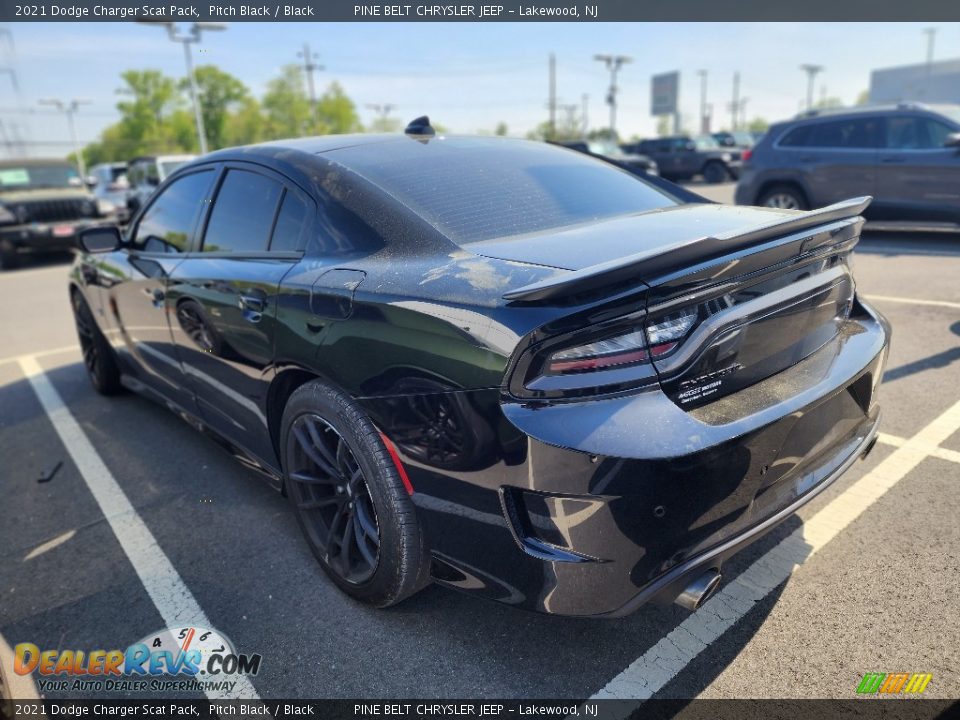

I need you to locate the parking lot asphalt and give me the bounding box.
[1,199,959,702]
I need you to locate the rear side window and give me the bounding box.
[780,118,880,149]
[133,170,215,253]
[203,169,283,253]
[326,138,678,245]
[270,191,310,252]
[885,117,956,149]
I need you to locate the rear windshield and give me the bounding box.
[326,138,678,244]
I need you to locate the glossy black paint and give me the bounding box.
[70,135,890,616]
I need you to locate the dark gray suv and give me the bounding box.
[736,103,960,224]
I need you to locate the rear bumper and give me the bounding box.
[365,298,891,616]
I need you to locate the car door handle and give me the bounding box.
[143,287,165,307]
[239,292,266,313]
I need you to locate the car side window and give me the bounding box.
[270,190,311,252]
[202,169,284,253]
[781,118,879,149]
[130,169,215,253]
[887,117,956,150]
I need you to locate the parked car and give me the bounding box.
[554,139,659,176]
[125,154,196,214]
[712,130,756,148]
[89,162,131,223]
[625,135,742,183]
[735,103,960,223]
[0,159,119,269]
[70,128,889,616]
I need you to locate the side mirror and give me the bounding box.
[944,133,960,148]
[78,225,122,254]
[85,175,98,189]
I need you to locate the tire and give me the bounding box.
[0,239,19,270]
[71,290,123,395]
[702,161,729,184]
[281,380,429,608]
[758,184,808,210]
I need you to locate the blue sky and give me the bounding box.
[1,21,958,157]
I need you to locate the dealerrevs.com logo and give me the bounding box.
[14,626,261,694]
[856,673,933,695]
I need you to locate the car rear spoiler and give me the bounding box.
[502,196,872,303]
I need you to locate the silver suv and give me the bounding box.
[735,103,960,225]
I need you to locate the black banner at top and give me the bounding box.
[3,0,960,22]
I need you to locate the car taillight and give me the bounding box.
[547,307,697,374]
[742,148,753,163]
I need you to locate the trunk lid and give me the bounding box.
[494,198,868,410]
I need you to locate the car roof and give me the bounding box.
[793,102,960,122]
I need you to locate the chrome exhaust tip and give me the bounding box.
[674,569,722,611]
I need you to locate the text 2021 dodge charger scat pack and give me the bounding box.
[70,128,890,617]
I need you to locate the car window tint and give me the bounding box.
[326,137,678,245]
[203,169,283,253]
[920,118,954,148]
[132,170,214,253]
[781,118,879,149]
[270,190,310,252]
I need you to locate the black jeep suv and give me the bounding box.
[0,159,119,269]
[624,135,742,184]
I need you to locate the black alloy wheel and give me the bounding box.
[287,414,381,584]
[281,379,429,607]
[71,291,122,395]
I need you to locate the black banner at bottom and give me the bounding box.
[2,699,959,720]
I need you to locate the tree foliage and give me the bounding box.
[79,64,368,165]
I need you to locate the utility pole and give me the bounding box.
[547,53,556,139]
[728,71,740,131]
[298,43,324,131]
[39,98,90,176]
[800,64,824,111]
[581,93,589,136]
[137,21,228,155]
[594,53,632,139]
[697,69,708,134]
[739,98,749,130]
[923,27,937,71]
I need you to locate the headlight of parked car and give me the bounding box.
[0,204,15,224]
[96,199,116,216]
[721,152,732,162]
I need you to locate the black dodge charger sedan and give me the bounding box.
[70,124,890,617]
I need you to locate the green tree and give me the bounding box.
[855,89,870,105]
[368,116,402,133]
[747,117,769,133]
[262,65,315,138]
[184,65,249,150]
[316,82,362,134]
[494,122,508,136]
[224,97,267,146]
[656,115,671,137]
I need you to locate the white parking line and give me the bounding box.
[864,294,960,311]
[878,432,960,465]
[0,345,79,367]
[17,355,262,702]
[591,398,960,706]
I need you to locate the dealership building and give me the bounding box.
[869,58,960,104]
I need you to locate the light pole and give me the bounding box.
[594,54,632,139]
[39,98,90,176]
[137,21,227,154]
[923,27,937,68]
[800,64,824,111]
[697,69,708,134]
